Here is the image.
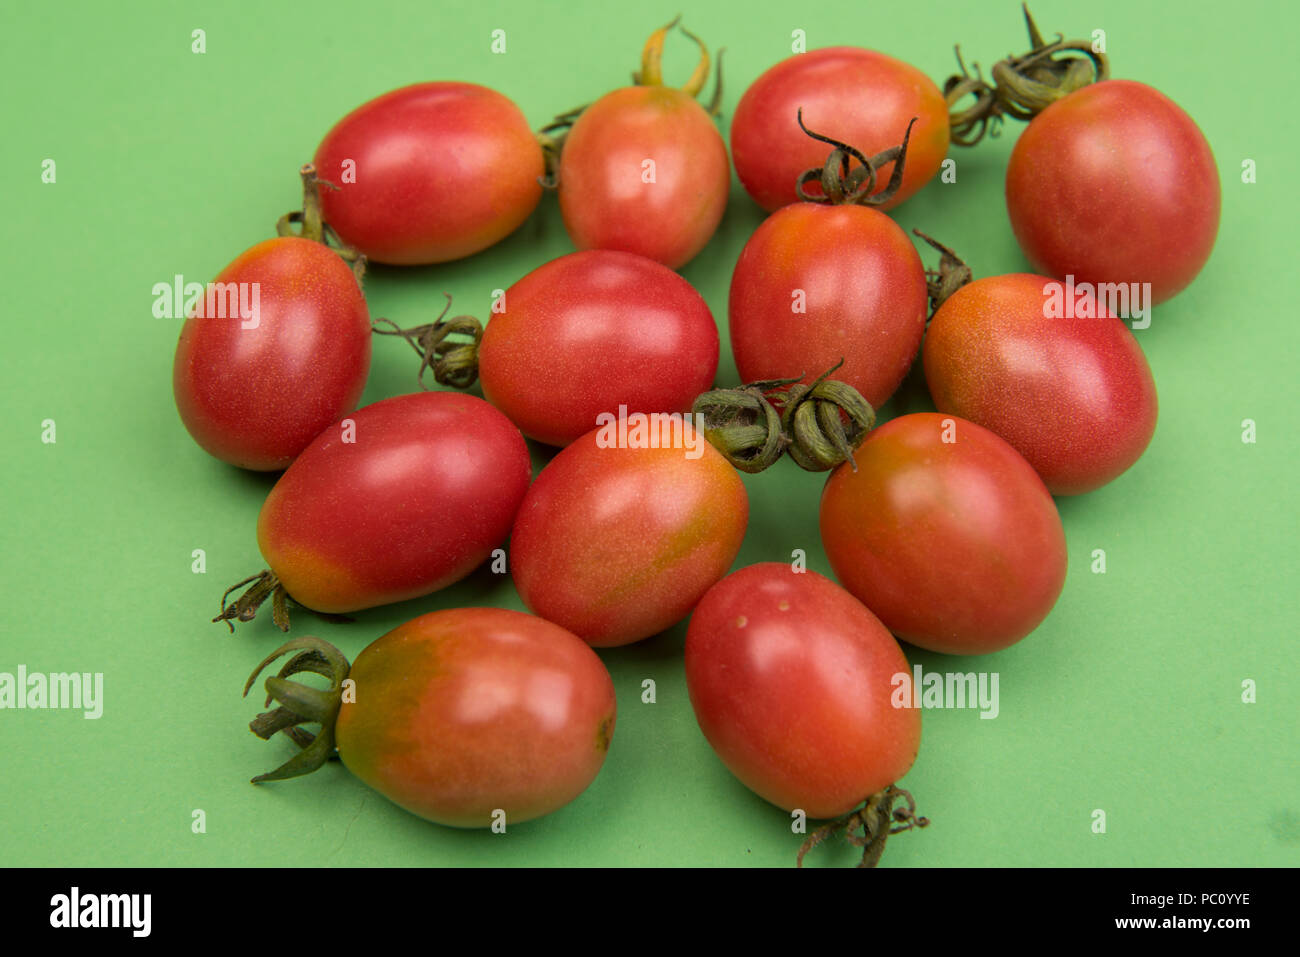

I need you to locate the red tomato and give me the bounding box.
[820,413,1067,655]
[334,608,617,828]
[557,87,729,269]
[685,563,920,820]
[731,47,949,212]
[1006,79,1220,304]
[478,250,719,447]
[173,236,370,471]
[510,423,748,647]
[255,391,530,614]
[925,273,1158,495]
[729,204,927,408]
[314,82,543,265]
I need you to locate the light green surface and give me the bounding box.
[2,0,1296,867]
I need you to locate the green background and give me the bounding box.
[3,0,1296,867]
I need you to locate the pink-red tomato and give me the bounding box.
[173,236,370,471]
[314,82,543,265]
[685,563,920,819]
[510,424,748,647]
[335,607,617,828]
[729,204,927,408]
[820,413,1067,655]
[731,47,949,213]
[557,86,729,269]
[925,273,1158,495]
[257,391,530,613]
[1006,79,1220,304]
[479,250,719,447]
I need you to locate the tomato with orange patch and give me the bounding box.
[217,391,531,629]
[245,609,616,829]
[510,422,748,647]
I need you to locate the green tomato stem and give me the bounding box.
[243,637,351,784]
[796,785,930,868]
[794,111,916,207]
[214,570,291,632]
[693,361,876,474]
[274,163,368,286]
[912,229,974,318]
[944,2,1108,142]
[945,46,1003,147]
[371,294,484,391]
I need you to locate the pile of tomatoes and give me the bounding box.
[173,11,1219,863]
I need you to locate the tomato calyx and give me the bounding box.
[794,110,916,207]
[796,785,930,868]
[215,570,291,632]
[214,570,354,632]
[633,15,724,113]
[990,4,1108,120]
[692,360,876,473]
[275,163,367,285]
[945,3,1108,143]
[912,229,973,318]
[372,294,484,390]
[944,46,1002,146]
[692,377,788,473]
[243,636,350,783]
[537,104,589,189]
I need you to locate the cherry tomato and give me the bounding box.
[820,413,1067,655]
[314,82,543,265]
[255,391,530,614]
[731,47,949,213]
[479,250,719,446]
[925,273,1158,495]
[729,204,927,408]
[685,563,920,820]
[511,423,748,647]
[173,236,370,471]
[556,24,729,269]
[1006,79,1219,304]
[335,608,617,828]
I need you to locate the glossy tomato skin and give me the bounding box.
[557,86,729,269]
[257,391,530,613]
[335,608,616,828]
[925,274,1158,495]
[731,47,949,213]
[685,564,920,819]
[820,413,1067,655]
[173,237,370,471]
[511,424,748,647]
[479,250,719,447]
[1006,79,1220,304]
[314,82,543,265]
[729,204,927,408]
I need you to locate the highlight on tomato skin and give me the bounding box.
[1005,79,1220,305]
[731,47,950,213]
[510,421,749,648]
[820,412,1068,656]
[684,563,921,821]
[478,250,720,447]
[313,82,544,265]
[924,272,1158,496]
[255,390,532,615]
[172,236,371,471]
[334,608,618,829]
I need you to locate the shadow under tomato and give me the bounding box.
[219,458,284,496]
